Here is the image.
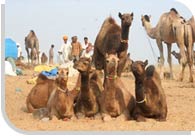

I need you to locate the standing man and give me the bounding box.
[71,36,82,62]
[16,43,22,59]
[49,44,54,65]
[58,35,72,65]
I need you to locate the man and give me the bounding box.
[58,35,72,65]
[16,43,22,59]
[81,43,94,59]
[71,36,82,62]
[49,44,54,65]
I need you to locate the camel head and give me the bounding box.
[56,68,69,89]
[141,15,151,27]
[119,12,133,27]
[131,60,148,77]
[73,57,91,74]
[105,53,119,76]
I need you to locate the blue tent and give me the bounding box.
[5,38,18,59]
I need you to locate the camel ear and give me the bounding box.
[118,12,122,19]
[130,12,134,17]
[144,60,148,67]
[127,53,130,58]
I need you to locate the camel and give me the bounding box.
[25,30,40,65]
[172,15,194,82]
[99,54,135,121]
[26,73,56,113]
[46,68,76,120]
[141,8,189,81]
[73,57,103,118]
[131,60,167,121]
[41,52,48,64]
[93,12,133,77]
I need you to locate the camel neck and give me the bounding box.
[135,77,145,102]
[121,25,130,40]
[80,72,90,92]
[143,22,156,39]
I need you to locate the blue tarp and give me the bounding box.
[5,38,18,59]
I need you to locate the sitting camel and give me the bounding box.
[99,54,135,121]
[73,57,103,118]
[131,60,167,121]
[46,68,76,120]
[26,73,56,113]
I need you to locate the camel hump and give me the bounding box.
[145,65,155,77]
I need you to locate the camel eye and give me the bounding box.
[66,71,69,75]
[106,60,109,63]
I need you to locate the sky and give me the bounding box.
[5,0,194,65]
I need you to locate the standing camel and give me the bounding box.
[141,8,188,80]
[25,30,40,65]
[93,12,133,77]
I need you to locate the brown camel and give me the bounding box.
[46,68,76,120]
[93,12,133,77]
[141,8,189,80]
[73,57,103,118]
[25,30,40,65]
[131,60,167,121]
[41,52,48,64]
[99,54,135,121]
[26,73,56,113]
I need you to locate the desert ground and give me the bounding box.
[4,65,195,131]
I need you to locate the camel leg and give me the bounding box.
[187,44,194,82]
[167,44,173,79]
[115,109,129,121]
[179,45,187,81]
[101,113,113,122]
[26,48,30,65]
[156,39,165,79]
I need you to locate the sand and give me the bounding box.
[4,65,195,131]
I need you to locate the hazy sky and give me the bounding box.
[5,0,194,64]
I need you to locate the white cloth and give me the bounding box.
[5,61,17,76]
[58,41,72,64]
[17,46,22,58]
[81,50,93,58]
[81,42,89,50]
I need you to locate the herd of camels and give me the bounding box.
[25,8,195,82]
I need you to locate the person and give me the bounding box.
[58,35,72,65]
[81,43,94,59]
[49,44,54,65]
[16,43,22,59]
[71,36,82,62]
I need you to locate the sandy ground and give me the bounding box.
[4,65,195,131]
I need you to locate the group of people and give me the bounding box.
[49,35,94,66]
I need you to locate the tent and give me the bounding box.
[5,38,18,59]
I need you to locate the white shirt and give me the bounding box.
[59,41,72,62]
[17,46,22,58]
[82,42,89,50]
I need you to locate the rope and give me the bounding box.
[143,30,158,63]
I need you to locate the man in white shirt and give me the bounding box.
[16,43,22,58]
[58,35,72,65]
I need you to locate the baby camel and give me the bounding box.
[131,60,167,121]
[73,57,103,118]
[99,54,135,121]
